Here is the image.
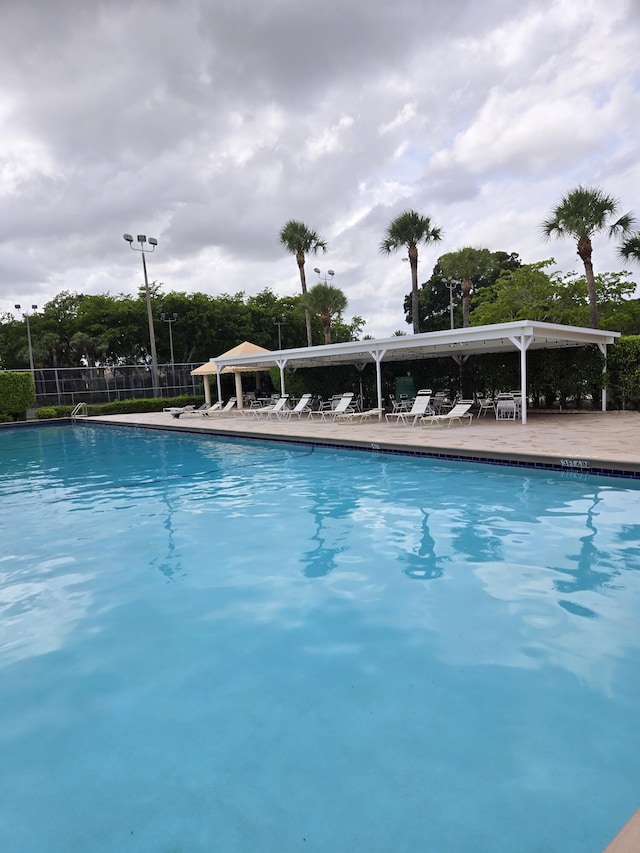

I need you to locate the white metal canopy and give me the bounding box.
[201,321,620,424]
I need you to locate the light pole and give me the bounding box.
[15,304,37,377]
[272,316,285,350]
[123,233,160,396]
[160,312,179,365]
[448,281,455,330]
[313,267,335,285]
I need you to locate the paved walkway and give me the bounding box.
[91,409,640,475]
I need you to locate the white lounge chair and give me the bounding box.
[206,397,238,416]
[177,402,223,417]
[310,392,354,420]
[335,408,383,424]
[385,389,433,426]
[166,404,197,418]
[279,393,313,419]
[420,401,474,428]
[249,394,290,418]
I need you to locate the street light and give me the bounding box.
[123,233,160,396]
[272,316,285,350]
[447,281,455,330]
[15,304,37,377]
[160,312,179,365]
[313,267,335,284]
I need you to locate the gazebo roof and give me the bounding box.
[191,341,271,375]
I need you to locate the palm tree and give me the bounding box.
[279,220,327,346]
[301,283,348,344]
[541,186,635,328]
[619,233,640,265]
[380,210,442,334]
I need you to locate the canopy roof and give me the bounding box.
[193,321,620,423]
[205,321,619,372]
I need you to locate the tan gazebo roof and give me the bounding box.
[190,341,271,375]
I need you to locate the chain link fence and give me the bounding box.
[4,363,206,406]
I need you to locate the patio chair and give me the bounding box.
[248,394,290,418]
[335,408,383,424]
[477,396,496,417]
[420,401,474,428]
[385,389,433,426]
[495,394,517,420]
[388,394,402,414]
[279,393,313,419]
[310,392,354,420]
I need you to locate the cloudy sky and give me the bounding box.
[1,0,638,338]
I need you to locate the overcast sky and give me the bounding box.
[1,0,638,339]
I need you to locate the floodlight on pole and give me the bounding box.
[313,267,335,284]
[123,233,160,396]
[160,311,179,365]
[271,316,285,350]
[15,303,37,377]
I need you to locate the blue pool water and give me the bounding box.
[1,424,640,852]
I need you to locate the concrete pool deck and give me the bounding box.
[90,409,640,476]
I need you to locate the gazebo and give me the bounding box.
[191,341,271,409]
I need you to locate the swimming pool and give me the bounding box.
[1,423,639,852]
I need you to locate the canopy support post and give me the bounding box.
[598,342,608,411]
[275,358,289,396]
[370,348,387,419]
[509,334,533,424]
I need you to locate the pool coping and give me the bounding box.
[80,414,640,479]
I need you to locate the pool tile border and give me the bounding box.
[89,417,640,480]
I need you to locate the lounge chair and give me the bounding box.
[335,408,383,424]
[420,401,474,428]
[166,404,197,418]
[279,393,313,419]
[385,389,433,426]
[206,397,238,416]
[248,394,290,418]
[310,392,354,420]
[176,402,223,417]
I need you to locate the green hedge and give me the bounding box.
[35,395,205,419]
[0,372,36,421]
[607,336,640,410]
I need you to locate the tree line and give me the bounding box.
[1,286,363,370]
[4,184,640,371]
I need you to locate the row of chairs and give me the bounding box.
[166,389,513,428]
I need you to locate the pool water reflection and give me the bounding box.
[1,424,639,852]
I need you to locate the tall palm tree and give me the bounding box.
[619,233,640,265]
[279,220,327,346]
[541,186,635,328]
[380,210,442,334]
[301,283,348,344]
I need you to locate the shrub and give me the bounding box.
[36,406,65,420]
[83,396,204,417]
[608,336,640,410]
[0,372,36,420]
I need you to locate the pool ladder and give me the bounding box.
[71,403,88,421]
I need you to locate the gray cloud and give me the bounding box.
[0,0,637,336]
